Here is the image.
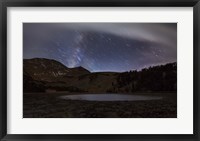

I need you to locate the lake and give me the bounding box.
[60,94,162,101]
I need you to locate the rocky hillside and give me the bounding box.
[23,70,45,92]
[24,58,90,82]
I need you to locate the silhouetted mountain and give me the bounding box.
[23,58,177,93]
[24,58,90,82]
[68,66,90,76]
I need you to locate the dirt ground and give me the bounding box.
[23,92,177,118]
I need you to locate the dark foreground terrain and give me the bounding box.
[23,93,177,118]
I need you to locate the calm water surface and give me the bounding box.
[60,94,162,101]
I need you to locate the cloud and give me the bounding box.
[58,23,177,48]
[24,23,177,49]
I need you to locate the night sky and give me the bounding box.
[23,23,177,72]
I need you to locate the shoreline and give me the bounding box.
[23,92,177,118]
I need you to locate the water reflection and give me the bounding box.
[60,94,162,101]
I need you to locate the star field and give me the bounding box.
[23,23,177,72]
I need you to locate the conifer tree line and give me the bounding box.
[107,62,177,93]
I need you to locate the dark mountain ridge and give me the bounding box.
[24,58,90,82]
[23,58,177,93]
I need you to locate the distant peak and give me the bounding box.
[23,58,69,69]
[24,58,58,62]
[71,66,90,73]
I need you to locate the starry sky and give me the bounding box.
[23,23,177,72]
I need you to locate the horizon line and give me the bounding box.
[23,57,177,73]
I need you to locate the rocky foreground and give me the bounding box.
[23,93,177,118]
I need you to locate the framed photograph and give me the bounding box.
[0,0,199,140]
